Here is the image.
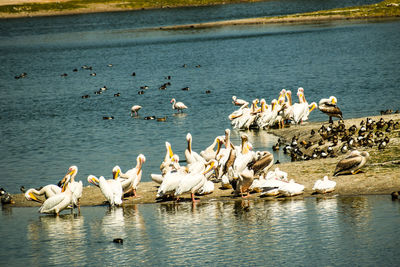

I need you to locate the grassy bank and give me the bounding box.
[0,0,399,20]
[0,0,260,18]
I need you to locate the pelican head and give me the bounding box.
[137,154,146,174]
[165,142,173,158]
[24,189,42,203]
[271,99,278,110]
[87,175,99,186]
[67,165,78,177]
[309,102,318,112]
[330,96,337,105]
[112,166,121,179]
[232,96,237,101]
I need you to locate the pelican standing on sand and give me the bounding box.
[333,150,369,176]
[25,184,62,204]
[318,96,343,123]
[170,98,188,112]
[60,165,83,212]
[131,105,142,117]
[39,175,74,215]
[117,154,146,197]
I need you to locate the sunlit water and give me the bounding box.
[0,3,400,263]
[1,196,400,266]
[1,9,399,192]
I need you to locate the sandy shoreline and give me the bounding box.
[9,114,400,208]
[1,0,399,27]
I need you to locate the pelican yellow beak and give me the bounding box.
[88,176,99,186]
[168,145,174,158]
[113,169,120,180]
[203,161,216,175]
[331,98,336,105]
[309,103,317,112]
[29,192,43,204]
[229,113,242,120]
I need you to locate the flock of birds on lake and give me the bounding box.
[7,120,384,214]
[8,69,399,213]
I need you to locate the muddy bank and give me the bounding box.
[8,113,400,208]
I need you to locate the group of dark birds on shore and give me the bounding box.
[274,117,399,163]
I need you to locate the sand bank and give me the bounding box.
[8,113,400,208]
[1,0,399,26]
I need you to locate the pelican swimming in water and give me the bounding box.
[170,98,188,112]
[318,96,343,123]
[312,176,336,194]
[25,184,62,204]
[131,105,142,117]
[39,175,74,215]
[333,150,369,176]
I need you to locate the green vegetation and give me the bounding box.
[0,0,257,15]
[0,0,399,20]
[272,0,400,20]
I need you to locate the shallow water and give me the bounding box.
[0,2,400,194]
[1,195,399,266]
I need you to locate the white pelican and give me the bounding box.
[170,98,188,112]
[160,141,174,174]
[60,166,83,212]
[233,134,255,176]
[25,184,62,204]
[197,180,215,195]
[318,96,343,123]
[333,151,369,176]
[131,105,142,117]
[230,99,259,129]
[99,176,123,206]
[185,133,206,165]
[281,90,294,126]
[215,129,236,180]
[312,176,336,194]
[117,154,146,197]
[257,99,278,128]
[88,171,122,206]
[156,168,186,199]
[39,175,73,215]
[278,179,305,197]
[200,136,223,162]
[232,96,249,107]
[174,160,216,202]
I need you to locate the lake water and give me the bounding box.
[1,195,400,266]
[1,2,399,192]
[0,2,400,264]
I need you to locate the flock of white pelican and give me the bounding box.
[20,125,374,215]
[229,87,342,129]
[21,91,388,215]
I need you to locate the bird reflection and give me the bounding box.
[27,214,85,266]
